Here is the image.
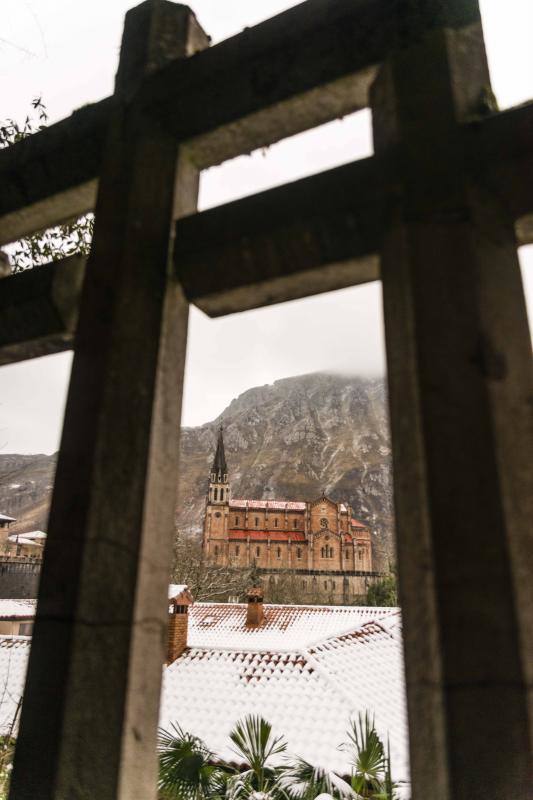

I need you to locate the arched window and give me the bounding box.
[256,546,260,557]
[321,546,325,558]
[214,488,218,501]
[277,547,281,558]
[296,547,302,559]
[220,488,224,501]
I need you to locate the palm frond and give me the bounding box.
[158,724,230,800]
[280,756,356,800]
[342,713,386,788]
[230,716,287,775]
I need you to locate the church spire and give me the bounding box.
[208,425,229,505]
[212,425,227,475]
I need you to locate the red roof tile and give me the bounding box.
[228,530,306,542]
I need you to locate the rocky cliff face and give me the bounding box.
[0,373,394,565]
[0,454,56,533]
[178,373,394,567]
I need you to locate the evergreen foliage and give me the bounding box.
[158,714,404,800]
[0,99,93,273]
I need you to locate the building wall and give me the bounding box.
[263,569,373,604]
[0,561,41,599]
[0,619,33,636]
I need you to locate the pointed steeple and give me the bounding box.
[208,425,230,505]
[212,425,227,475]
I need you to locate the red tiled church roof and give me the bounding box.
[229,530,306,542]
[231,499,306,511]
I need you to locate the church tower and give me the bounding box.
[208,426,230,505]
[204,426,230,563]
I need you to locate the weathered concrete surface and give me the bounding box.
[175,156,382,315]
[0,255,85,365]
[372,18,533,800]
[9,3,208,800]
[0,0,482,244]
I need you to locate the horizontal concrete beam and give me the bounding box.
[0,0,482,241]
[0,99,112,247]
[143,0,480,168]
[465,101,533,246]
[0,255,86,365]
[174,156,382,316]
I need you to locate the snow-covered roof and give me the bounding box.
[161,606,408,785]
[168,584,189,600]
[14,530,46,540]
[0,513,16,523]
[0,600,36,619]
[0,601,409,788]
[188,603,394,652]
[0,637,31,734]
[231,500,307,511]
[7,534,45,547]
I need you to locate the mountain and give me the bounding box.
[0,373,394,567]
[0,454,56,533]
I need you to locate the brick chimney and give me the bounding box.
[167,585,194,664]
[246,586,264,627]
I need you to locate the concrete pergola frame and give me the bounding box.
[0,1,532,798]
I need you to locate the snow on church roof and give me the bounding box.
[231,499,307,511]
[161,606,408,786]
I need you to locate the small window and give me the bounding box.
[346,548,351,558]
[274,518,278,527]
[324,580,328,590]
[255,517,259,527]
[214,545,219,556]
[235,545,240,556]
[321,546,325,558]
[332,580,336,589]
[220,488,224,501]
[359,550,363,560]
[256,546,260,557]
[235,516,239,525]
[297,547,302,559]
[277,547,281,558]
[294,518,299,528]
[214,488,218,501]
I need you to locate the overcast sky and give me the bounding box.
[1,0,532,453]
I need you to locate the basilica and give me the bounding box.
[202,428,378,602]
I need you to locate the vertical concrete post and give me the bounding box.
[10,4,209,800]
[371,9,533,800]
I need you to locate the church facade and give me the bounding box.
[202,428,379,603]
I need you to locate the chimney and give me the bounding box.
[246,586,264,627]
[167,584,193,664]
